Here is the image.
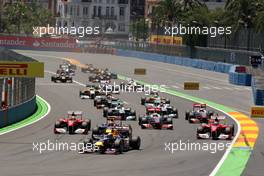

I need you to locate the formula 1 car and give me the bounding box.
[89,74,111,84]
[146,104,178,118]
[141,92,170,106]
[185,104,214,123]
[93,95,118,109]
[138,113,173,130]
[80,122,140,154]
[79,85,102,99]
[81,64,94,73]
[54,111,91,134]
[91,117,131,138]
[120,79,144,92]
[59,62,76,76]
[103,106,136,120]
[51,70,73,83]
[196,115,235,140]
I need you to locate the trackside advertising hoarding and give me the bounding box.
[0,36,78,51]
[0,61,44,77]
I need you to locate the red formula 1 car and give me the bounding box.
[196,116,235,140]
[54,111,91,134]
[138,113,173,130]
[185,104,214,123]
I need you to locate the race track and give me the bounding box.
[0,50,260,176]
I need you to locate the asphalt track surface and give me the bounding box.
[0,50,260,176]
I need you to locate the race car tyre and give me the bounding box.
[103,108,108,117]
[141,117,148,124]
[231,124,235,136]
[141,98,145,105]
[54,121,61,128]
[185,111,190,120]
[167,118,173,124]
[138,116,143,125]
[173,108,178,118]
[225,127,231,134]
[114,139,124,154]
[130,110,136,117]
[197,126,204,133]
[165,99,170,104]
[130,136,141,150]
[92,127,99,137]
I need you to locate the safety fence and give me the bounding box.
[116,49,233,74]
[112,40,261,66]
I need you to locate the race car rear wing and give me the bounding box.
[211,115,226,120]
[193,103,206,109]
[67,111,83,118]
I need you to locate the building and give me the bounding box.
[130,0,145,21]
[56,0,130,37]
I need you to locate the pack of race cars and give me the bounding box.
[52,62,235,154]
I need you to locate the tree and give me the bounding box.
[152,0,181,24]
[130,19,149,41]
[178,0,204,11]
[3,2,53,34]
[224,0,263,31]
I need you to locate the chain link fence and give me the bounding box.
[109,40,261,66]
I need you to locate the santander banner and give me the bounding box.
[0,36,78,50]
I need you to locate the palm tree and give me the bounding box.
[153,0,181,24]
[254,11,264,32]
[178,0,204,11]
[224,0,261,30]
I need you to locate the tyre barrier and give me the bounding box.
[0,96,36,128]
[252,77,264,105]
[116,49,233,73]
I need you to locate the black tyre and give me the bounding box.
[141,98,145,105]
[167,118,173,124]
[185,111,190,120]
[138,116,143,125]
[197,126,203,133]
[55,121,61,128]
[114,139,124,154]
[92,127,99,137]
[130,136,141,150]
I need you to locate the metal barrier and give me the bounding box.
[110,40,261,66]
[0,77,35,110]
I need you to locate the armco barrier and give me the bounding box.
[116,49,233,73]
[0,96,36,128]
[228,65,252,86]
